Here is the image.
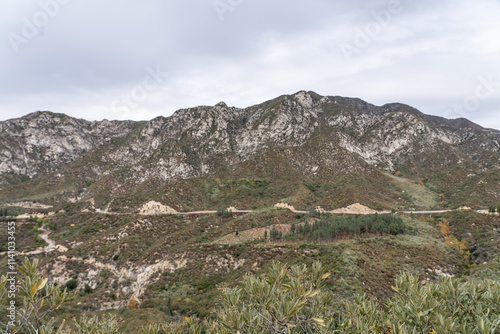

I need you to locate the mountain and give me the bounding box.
[2,92,500,331]
[1,91,500,211]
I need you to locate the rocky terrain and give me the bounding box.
[0,112,140,185]
[1,91,500,211]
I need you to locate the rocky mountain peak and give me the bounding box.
[215,101,228,108]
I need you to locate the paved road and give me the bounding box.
[401,210,450,214]
[176,210,253,215]
[172,209,495,216]
[92,208,491,216]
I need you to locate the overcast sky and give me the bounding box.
[1,0,499,130]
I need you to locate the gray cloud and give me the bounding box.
[0,0,499,130]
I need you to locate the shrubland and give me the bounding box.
[1,209,499,332]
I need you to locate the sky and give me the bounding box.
[0,0,499,130]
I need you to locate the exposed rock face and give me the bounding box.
[1,91,500,207]
[0,111,141,185]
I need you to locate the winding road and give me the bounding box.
[23,226,57,255]
[39,227,56,252]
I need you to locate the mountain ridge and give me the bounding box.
[4,90,494,131]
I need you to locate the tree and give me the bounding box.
[269,226,281,241]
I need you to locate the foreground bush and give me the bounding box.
[343,274,500,333]
[210,263,500,333]
[212,261,334,333]
[3,259,500,333]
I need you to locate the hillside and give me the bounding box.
[1,91,500,212]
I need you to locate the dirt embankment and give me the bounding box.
[330,203,378,214]
[138,201,178,215]
[275,202,381,215]
[274,203,297,211]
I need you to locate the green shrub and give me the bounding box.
[65,278,78,291]
[0,257,67,333]
[99,245,110,254]
[209,263,500,333]
[216,208,232,218]
[211,261,333,333]
[71,314,119,334]
[83,284,94,294]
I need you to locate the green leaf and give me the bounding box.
[37,277,48,291]
[312,318,326,327]
[321,273,331,280]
